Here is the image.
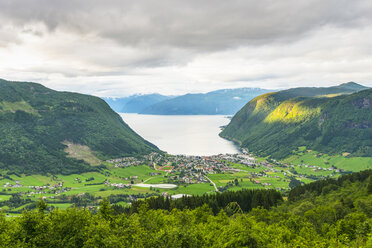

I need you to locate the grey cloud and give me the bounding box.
[1,0,372,96]
[1,0,371,51]
[0,25,21,47]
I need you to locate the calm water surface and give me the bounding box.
[120,114,240,156]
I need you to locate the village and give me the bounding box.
[107,150,261,184]
[0,150,347,209]
[106,149,342,189]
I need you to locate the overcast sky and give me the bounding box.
[1,0,372,97]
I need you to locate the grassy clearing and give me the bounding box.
[63,185,108,196]
[228,181,264,191]
[167,183,214,195]
[208,169,292,190]
[227,163,263,173]
[283,149,372,172]
[95,187,152,197]
[16,175,57,186]
[63,141,102,166]
[115,201,130,207]
[111,165,162,180]
[57,172,106,187]
[294,166,334,177]
[258,177,289,189]
[0,195,11,201]
[49,203,73,210]
[0,179,13,186]
[208,173,238,187]
[0,101,39,115]
[297,177,315,184]
[145,177,168,184]
[266,172,286,179]
[13,203,34,211]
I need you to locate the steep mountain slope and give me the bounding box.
[120,94,173,113]
[220,82,371,158]
[102,97,134,112]
[0,79,159,175]
[141,88,271,115]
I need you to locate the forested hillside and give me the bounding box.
[221,82,371,159]
[0,79,158,175]
[0,169,371,247]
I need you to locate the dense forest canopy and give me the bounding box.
[130,188,283,215]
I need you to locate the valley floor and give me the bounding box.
[1,147,370,213]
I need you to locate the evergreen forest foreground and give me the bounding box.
[0,169,371,247]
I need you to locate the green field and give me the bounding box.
[227,163,264,173]
[208,169,289,190]
[293,165,334,177]
[0,163,217,212]
[0,165,162,199]
[110,165,164,181]
[283,149,372,172]
[0,195,11,201]
[166,183,214,195]
[49,203,73,210]
[145,177,168,184]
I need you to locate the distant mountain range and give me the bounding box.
[0,79,158,175]
[103,88,271,115]
[103,94,173,113]
[220,82,371,159]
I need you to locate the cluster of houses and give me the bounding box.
[28,182,64,191]
[1,180,69,199]
[106,156,145,168]
[301,164,345,173]
[106,151,265,185]
[3,180,22,188]
[26,182,69,197]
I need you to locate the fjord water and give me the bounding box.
[120,113,240,155]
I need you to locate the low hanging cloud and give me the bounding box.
[0,0,372,96]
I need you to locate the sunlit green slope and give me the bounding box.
[220,82,371,159]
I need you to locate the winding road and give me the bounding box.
[204,176,219,192]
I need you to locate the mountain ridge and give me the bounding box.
[103,93,174,113]
[140,87,271,115]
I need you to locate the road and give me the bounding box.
[204,176,219,192]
